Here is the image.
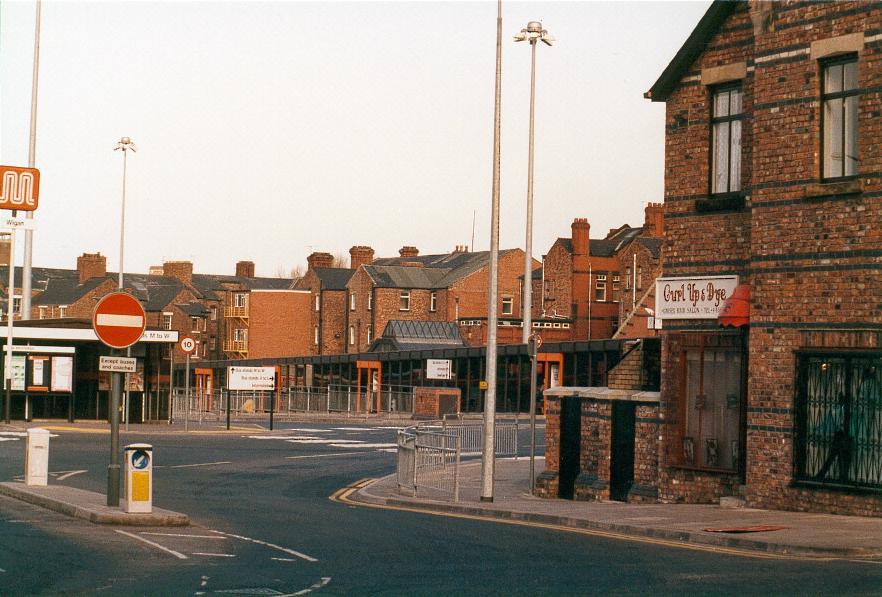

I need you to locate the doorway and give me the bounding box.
[609,401,636,501]
[558,396,582,499]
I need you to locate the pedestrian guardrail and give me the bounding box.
[397,428,461,502]
[171,384,417,421]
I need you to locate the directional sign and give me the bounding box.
[99,356,137,373]
[0,165,40,211]
[1,217,36,231]
[179,336,196,354]
[92,292,146,349]
[131,449,150,470]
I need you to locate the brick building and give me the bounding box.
[648,0,882,515]
[348,245,533,352]
[293,251,358,355]
[536,206,664,342]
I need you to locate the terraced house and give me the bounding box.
[648,0,882,515]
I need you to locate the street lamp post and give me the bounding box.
[107,136,136,507]
[514,21,553,344]
[515,21,553,497]
[481,0,503,503]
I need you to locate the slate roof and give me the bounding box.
[31,276,112,306]
[367,320,465,352]
[363,265,451,289]
[313,268,355,291]
[367,249,518,289]
[176,301,210,316]
[645,0,740,102]
[638,237,663,259]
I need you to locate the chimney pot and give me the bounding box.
[399,246,419,259]
[236,261,255,278]
[77,252,107,284]
[349,245,375,270]
[306,252,334,270]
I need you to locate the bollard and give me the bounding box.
[25,428,50,486]
[123,443,153,513]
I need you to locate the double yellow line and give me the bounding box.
[331,479,830,561]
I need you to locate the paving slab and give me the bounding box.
[353,458,882,560]
[0,482,189,526]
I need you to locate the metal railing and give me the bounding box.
[170,384,417,420]
[396,419,518,502]
[397,428,461,502]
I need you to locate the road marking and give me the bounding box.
[271,557,298,562]
[286,452,356,460]
[200,575,209,588]
[54,470,87,481]
[329,443,396,449]
[331,427,375,431]
[42,425,108,434]
[141,532,227,540]
[116,529,188,559]
[210,530,318,562]
[192,552,236,558]
[328,481,824,562]
[168,461,233,469]
[0,437,19,442]
[290,577,332,596]
[286,439,362,445]
[247,435,322,440]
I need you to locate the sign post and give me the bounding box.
[92,292,146,507]
[179,337,196,431]
[228,366,276,430]
[2,165,40,424]
[527,333,542,495]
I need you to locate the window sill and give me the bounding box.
[791,478,882,496]
[804,178,862,199]
[695,193,745,213]
[668,463,739,475]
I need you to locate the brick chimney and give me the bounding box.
[400,261,424,268]
[571,218,590,257]
[236,261,255,278]
[399,246,419,259]
[77,252,107,284]
[306,252,334,270]
[643,202,664,238]
[349,246,375,270]
[0,234,10,266]
[163,261,193,285]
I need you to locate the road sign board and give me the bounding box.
[0,165,40,211]
[1,217,36,231]
[179,336,196,354]
[99,356,137,373]
[92,292,146,349]
[228,366,276,391]
[426,359,452,380]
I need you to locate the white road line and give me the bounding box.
[192,552,236,558]
[0,568,5,573]
[115,529,188,560]
[141,532,227,540]
[271,557,298,562]
[289,577,332,596]
[331,427,375,431]
[329,443,396,449]
[200,575,209,588]
[167,461,233,469]
[210,530,318,562]
[55,470,87,481]
[0,438,20,442]
[286,439,362,444]
[286,452,356,460]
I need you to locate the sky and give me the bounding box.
[0,0,711,279]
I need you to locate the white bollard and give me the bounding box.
[25,428,50,486]
[123,443,153,513]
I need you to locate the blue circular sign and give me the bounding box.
[131,449,150,470]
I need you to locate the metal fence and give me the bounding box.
[397,428,461,502]
[396,419,518,502]
[170,384,416,420]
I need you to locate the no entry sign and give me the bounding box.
[93,292,146,349]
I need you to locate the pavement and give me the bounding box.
[347,457,882,560]
[0,482,189,526]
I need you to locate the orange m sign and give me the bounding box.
[0,166,40,211]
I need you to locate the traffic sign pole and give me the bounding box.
[184,353,190,432]
[108,358,121,506]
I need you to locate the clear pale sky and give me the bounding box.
[0,0,710,278]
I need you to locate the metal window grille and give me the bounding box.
[795,354,882,490]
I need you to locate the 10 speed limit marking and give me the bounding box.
[180,336,196,353]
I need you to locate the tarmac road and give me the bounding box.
[1,423,880,595]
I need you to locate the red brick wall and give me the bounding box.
[248,290,312,358]
[539,240,572,320]
[658,1,882,515]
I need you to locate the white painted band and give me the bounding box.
[96,314,144,327]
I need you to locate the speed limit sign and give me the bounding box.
[179,336,197,354]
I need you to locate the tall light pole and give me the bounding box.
[515,21,553,497]
[514,21,553,344]
[481,0,503,503]
[107,136,135,507]
[21,0,42,321]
